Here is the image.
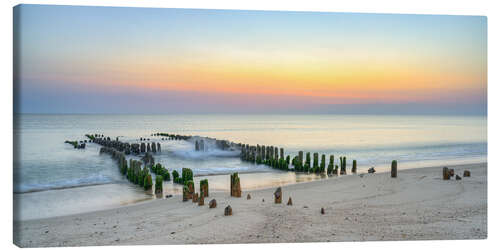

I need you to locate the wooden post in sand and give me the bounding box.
[200,179,209,197]
[274,187,282,203]
[352,160,357,173]
[391,160,397,178]
[443,167,450,180]
[298,151,303,165]
[280,148,284,160]
[464,170,471,177]
[230,173,241,197]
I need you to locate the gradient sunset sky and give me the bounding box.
[14,5,487,114]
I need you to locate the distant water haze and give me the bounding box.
[13,114,486,220]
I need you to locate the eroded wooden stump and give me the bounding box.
[443,167,450,180]
[209,199,217,208]
[464,170,471,177]
[198,191,205,206]
[274,187,282,204]
[224,205,232,216]
[230,173,241,197]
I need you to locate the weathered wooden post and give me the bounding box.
[157,142,161,152]
[464,170,471,177]
[192,192,199,203]
[328,155,334,174]
[147,143,151,152]
[274,187,282,203]
[305,152,311,172]
[209,199,217,208]
[391,160,397,177]
[155,175,163,195]
[298,151,303,165]
[183,180,195,201]
[280,148,284,160]
[443,167,450,180]
[151,142,157,153]
[198,191,205,206]
[230,173,241,197]
[320,154,326,173]
[140,143,146,153]
[274,147,278,160]
[200,179,209,197]
[352,160,357,173]
[195,140,200,151]
[313,153,319,168]
[224,205,232,216]
[340,156,347,175]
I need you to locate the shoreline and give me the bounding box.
[14,161,486,222]
[14,162,487,246]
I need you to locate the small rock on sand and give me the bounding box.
[456,175,462,180]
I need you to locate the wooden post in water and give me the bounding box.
[280,148,284,160]
[313,153,319,168]
[320,154,326,173]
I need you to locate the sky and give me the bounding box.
[14,4,487,115]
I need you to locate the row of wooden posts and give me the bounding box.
[239,143,399,176]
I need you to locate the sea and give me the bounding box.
[13,114,487,220]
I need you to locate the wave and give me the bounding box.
[14,175,116,194]
[167,139,240,159]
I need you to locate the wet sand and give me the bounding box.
[13,162,487,247]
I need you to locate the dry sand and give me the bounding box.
[13,163,487,247]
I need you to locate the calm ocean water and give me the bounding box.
[13,114,487,220]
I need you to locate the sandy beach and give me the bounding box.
[13,162,487,247]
